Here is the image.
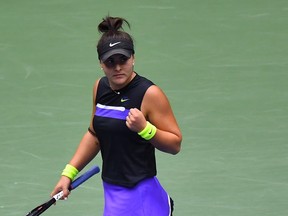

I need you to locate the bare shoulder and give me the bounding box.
[93,79,100,92]
[142,85,173,121]
[92,79,101,99]
[144,85,169,105]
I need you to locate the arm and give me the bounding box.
[68,79,101,171]
[67,131,100,172]
[126,85,182,155]
[51,80,100,198]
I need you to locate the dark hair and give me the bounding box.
[97,16,134,51]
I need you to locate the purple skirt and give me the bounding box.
[103,177,173,216]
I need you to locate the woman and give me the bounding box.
[51,16,182,216]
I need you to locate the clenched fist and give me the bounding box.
[126,108,147,132]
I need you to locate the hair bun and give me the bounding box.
[96,16,134,60]
[98,16,130,33]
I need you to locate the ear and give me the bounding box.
[99,61,104,69]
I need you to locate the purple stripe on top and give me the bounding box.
[95,103,129,120]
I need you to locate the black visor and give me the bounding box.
[97,39,134,61]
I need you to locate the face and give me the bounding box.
[101,54,135,90]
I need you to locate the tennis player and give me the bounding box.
[51,16,182,216]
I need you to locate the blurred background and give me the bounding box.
[0,0,288,215]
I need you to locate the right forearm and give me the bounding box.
[68,131,100,171]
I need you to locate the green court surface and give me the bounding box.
[1,0,288,215]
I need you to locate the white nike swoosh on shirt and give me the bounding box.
[109,42,121,47]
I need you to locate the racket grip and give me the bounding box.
[70,165,100,190]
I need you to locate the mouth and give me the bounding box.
[113,73,125,78]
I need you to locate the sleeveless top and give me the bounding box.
[92,73,157,187]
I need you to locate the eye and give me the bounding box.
[104,58,114,67]
[119,56,129,63]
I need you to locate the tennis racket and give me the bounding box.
[25,165,100,216]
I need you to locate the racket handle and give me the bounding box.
[70,165,100,190]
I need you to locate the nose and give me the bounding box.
[114,64,121,71]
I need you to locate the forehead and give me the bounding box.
[105,54,130,61]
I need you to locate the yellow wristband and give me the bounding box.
[138,121,157,140]
[61,164,79,181]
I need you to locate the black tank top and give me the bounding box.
[93,73,156,187]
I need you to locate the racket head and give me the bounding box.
[25,198,56,216]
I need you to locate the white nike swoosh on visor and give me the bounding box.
[109,42,121,47]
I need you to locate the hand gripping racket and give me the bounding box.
[25,165,100,216]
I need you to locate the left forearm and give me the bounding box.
[150,129,182,155]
